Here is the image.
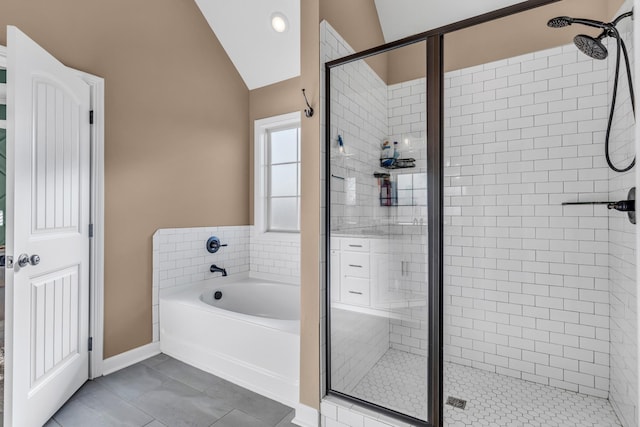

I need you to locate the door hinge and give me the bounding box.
[88,337,93,352]
[89,223,94,238]
[89,110,94,125]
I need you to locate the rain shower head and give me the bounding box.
[547,10,636,173]
[547,13,623,61]
[574,34,608,60]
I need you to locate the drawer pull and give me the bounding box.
[348,244,363,248]
[348,291,363,295]
[349,264,363,268]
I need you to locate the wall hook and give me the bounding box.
[302,88,314,118]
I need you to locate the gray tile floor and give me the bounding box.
[45,353,297,427]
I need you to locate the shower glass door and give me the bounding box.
[325,37,431,425]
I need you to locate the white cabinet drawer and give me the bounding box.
[340,238,370,252]
[340,252,369,278]
[340,277,370,306]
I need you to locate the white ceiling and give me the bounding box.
[195,0,532,90]
[374,0,529,42]
[194,0,300,90]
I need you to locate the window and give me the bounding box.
[267,126,300,231]
[255,112,301,235]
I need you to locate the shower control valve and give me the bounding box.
[206,236,228,254]
[608,199,634,212]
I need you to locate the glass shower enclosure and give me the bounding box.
[324,36,436,426]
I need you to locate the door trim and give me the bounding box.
[0,45,105,379]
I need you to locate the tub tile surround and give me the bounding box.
[250,227,301,282]
[152,225,300,343]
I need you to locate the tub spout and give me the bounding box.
[210,264,227,276]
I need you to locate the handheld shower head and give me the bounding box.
[547,16,613,30]
[574,34,608,60]
[547,16,573,28]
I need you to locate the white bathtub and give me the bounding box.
[159,275,300,407]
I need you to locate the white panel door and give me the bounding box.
[6,26,90,427]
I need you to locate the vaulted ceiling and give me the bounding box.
[194,0,622,90]
[374,0,526,42]
[194,0,300,90]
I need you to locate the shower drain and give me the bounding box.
[446,396,467,410]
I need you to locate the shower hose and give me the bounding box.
[605,28,635,172]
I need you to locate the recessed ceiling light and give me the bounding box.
[271,12,288,33]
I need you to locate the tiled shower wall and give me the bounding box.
[387,78,428,226]
[606,1,637,425]
[386,80,429,356]
[327,24,388,233]
[443,45,613,397]
[152,226,299,342]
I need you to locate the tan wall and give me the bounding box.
[387,42,427,85]
[248,77,302,224]
[300,0,321,410]
[386,0,626,85]
[444,0,624,72]
[320,0,388,82]
[0,0,250,357]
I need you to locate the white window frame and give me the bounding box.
[254,112,301,240]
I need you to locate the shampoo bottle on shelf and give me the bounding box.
[380,177,392,206]
[381,140,394,167]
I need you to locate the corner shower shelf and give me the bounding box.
[379,158,416,169]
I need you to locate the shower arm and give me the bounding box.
[612,10,634,26]
[567,17,615,30]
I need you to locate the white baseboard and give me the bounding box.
[102,342,161,376]
[293,403,319,427]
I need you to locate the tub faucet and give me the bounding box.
[210,264,227,276]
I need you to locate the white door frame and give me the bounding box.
[0,44,105,379]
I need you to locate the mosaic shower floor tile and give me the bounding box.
[350,350,622,426]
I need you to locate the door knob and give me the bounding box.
[17,253,40,268]
[17,253,30,268]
